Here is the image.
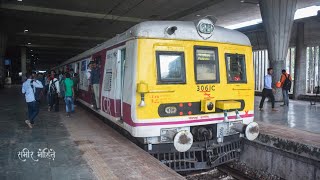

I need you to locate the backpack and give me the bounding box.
[49,79,58,95]
[283,74,292,91]
[30,80,43,101]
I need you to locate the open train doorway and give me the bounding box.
[118,48,126,121]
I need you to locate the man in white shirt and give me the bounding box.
[48,70,60,112]
[22,72,44,128]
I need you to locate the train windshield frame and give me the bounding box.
[156,51,186,84]
[194,46,220,84]
[225,53,247,83]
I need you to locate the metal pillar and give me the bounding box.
[293,22,306,99]
[259,0,297,101]
[21,47,27,81]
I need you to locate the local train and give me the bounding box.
[53,16,259,172]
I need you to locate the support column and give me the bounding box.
[0,32,8,87]
[293,22,306,99]
[259,0,297,101]
[21,47,27,81]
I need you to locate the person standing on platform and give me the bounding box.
[72,73,79,101]
[59,73,66,98]
[37,73,45,86]
[45,73,51,105]
[48,70,60,112]
[90,61,100,110]
[22,72,44,128]
[259,68,278,111]
[63,73,74,117]
[280,69,292,106]
[45,73,50,94]
[58,71,64,81]
[86,62,95,108]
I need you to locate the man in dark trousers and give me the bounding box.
[259,68,278,111]
[48,70,60,112]
[22,72,44,128]
[280,69,292,106]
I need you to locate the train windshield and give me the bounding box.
[225,54,247,83]
[156,51,186,84]
[194,46,219,83]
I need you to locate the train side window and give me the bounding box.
[194,46,219,83]
[156,51,186,84]
[225,53,247,83]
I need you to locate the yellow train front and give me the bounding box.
[57,17,260,172]
[132,17,259,171]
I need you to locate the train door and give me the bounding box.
[119,48,126,119]
[75,62,80,74]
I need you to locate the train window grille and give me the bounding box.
[104,72,112,91]
[156,51,186,84]
[225,53,247,83]
[194,46,220,84]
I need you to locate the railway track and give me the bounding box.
[217,165,255,180]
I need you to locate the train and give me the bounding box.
[53,16,259,172]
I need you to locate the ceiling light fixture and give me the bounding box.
[30,50,33,52]
[196,14,201,17]
[17,0,22,1]
[24,29,28,33]
[27,42,31,45]
[240,0,259,5]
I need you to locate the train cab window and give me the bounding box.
[194,46,219,83]
[156,51,186,84]
[225,54,247,83]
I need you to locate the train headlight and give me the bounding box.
[201,99,215,113]
[207,102,214,110]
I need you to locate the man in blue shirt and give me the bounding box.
[259,68,277,111]
[22,72,44,128]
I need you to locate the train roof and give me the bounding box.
[60,20,251,66]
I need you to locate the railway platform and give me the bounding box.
[0,85,184,180]
[236,97,320,179]
[254,96,320,134]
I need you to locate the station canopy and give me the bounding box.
[0,0,318,69]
